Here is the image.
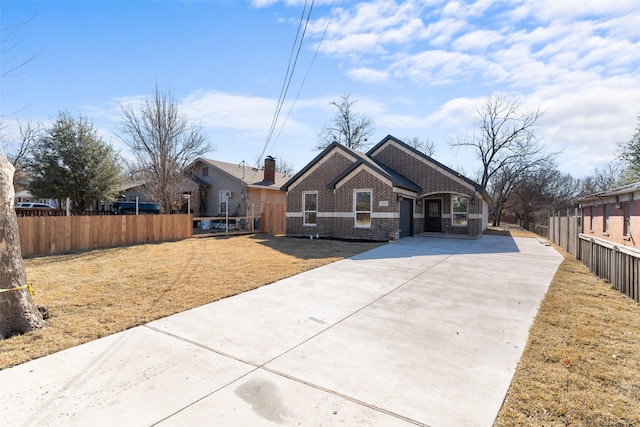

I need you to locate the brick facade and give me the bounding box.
[581,198,640,249]
[283,136,490,241]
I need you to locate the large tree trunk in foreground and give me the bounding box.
[0,155,45,339]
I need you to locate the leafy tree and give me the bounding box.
[317,93,374,151]
[27,112,123,212]
[451,94,555,226]
[617,116,640,183]
[119,87,212,213]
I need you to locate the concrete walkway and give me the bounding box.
[0,235,563,427]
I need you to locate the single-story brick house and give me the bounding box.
[577,181,640,248]
[281,135,491,241]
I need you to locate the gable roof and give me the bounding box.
[281,142,420,192]
[190,158,290,190]
[367,135,491,202]
[282,136,490,203]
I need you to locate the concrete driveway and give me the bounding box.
[0,235,563,427]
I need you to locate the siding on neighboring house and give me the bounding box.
[186,157,288,232]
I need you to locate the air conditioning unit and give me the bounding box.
[224,191,232,198]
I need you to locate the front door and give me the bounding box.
[399,198,413,238]
[425,199,442,232]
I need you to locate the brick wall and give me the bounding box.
[285,150,399,241]
[584,201,640,248]
[371,143,484,238]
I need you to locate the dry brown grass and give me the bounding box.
[0,234,381,370]
[493,227,640,426]
[4,228,640,424]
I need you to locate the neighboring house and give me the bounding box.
[119,177,208,214]
[14,190,58,208]
[577,181,640,248]
[281,135,491,241]
[185,156,289,232]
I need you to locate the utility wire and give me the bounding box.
[270,0,340,151]
[256,0,314,167]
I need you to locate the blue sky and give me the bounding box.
[2,0,639,179]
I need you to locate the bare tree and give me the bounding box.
[8,119,41,190]
[508,164,579,229]
[578,162,625,196]
[451,94,554,226]
[118,87,212,213]
[0,20,46,338]
[404,136,436,157]
[317,93,374,151]
[0,155,46,339]
[253,153,296,176]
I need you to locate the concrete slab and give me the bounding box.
[0,235,563,427]
[156,370,415,426]
[0,326,255,426]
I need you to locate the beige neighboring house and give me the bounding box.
[185,156,289,233]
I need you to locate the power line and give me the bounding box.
[270,0,340,151]
[256,0,314,167]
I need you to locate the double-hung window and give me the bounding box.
[452,196,468,226]
[354,190,372,228]
[604,204,610,233]
[303,192,317,226]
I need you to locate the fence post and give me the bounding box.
[612,245,617,287]
[565,208,569,252]
[574,207,579,257]
[589,238,594,270]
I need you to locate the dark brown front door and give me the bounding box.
[425,199,442,232]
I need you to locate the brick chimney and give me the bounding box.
[264,156,276,184]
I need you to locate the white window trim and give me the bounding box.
[354,189,372,229]
[303,191,318,227]
[451,195,469,227]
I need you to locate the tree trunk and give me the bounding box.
[0,155,45,339]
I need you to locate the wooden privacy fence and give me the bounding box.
[261,202,286,235]
[17,214,193,257]
[548,208,581,255]
[576,234,640,303]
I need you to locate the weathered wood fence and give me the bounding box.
[544,208,640,303]
[576,234,640,303]
[17,214,193,257]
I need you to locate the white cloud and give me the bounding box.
[347,67,389,83]
[452,29,503,51]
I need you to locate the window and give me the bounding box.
[202,167,209,177]
[625,202,632,236]
[604,204,610,233]
[452,196,468,226]
[303,192,317,226]
[589,206,594,231]
[354,190,372,228]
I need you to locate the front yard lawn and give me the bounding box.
[0,234,381,369]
